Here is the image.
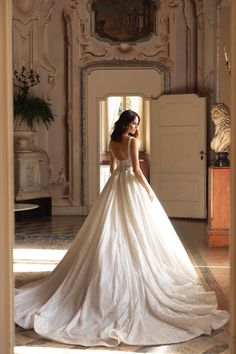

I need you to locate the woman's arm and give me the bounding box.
[130,138,154,202]
[109,141,117,173]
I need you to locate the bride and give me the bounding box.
[15,110,229,347]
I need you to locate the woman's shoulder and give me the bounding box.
[130,137,139,149]
[130,136,138,142]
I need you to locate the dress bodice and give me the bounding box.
[116,159,132,171]
[116,137,133,172]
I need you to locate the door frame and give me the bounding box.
[82,63,168,210]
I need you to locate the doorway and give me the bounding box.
[85,66,165,209]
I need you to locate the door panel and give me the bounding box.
[150,94,206,218]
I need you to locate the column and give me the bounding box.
[0,1,14,354]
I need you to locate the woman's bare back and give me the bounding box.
[109,136,130,161]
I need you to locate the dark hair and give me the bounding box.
[110,110,140,142]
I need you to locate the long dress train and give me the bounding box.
[15,137,229,347]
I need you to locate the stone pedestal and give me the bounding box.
[15,151,50,201]
[14,128,52,216]
[206,167,230,247]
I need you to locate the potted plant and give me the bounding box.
[13,66,55,150]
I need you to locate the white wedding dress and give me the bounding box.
[15,137,229,347]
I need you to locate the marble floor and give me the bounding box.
[14,216,230,354]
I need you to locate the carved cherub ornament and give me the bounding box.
[210,102,231,153]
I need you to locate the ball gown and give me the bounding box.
[15,137,229,347]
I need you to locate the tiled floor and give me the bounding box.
[14,216,230,354]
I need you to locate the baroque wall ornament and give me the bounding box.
[140,31,170,59]
[14,0,38,17]
[39,0,57,103]
[13,0,40,68]
[195,0,204,19]
[70,0,79,11]
[64,0,178,65]
[167,0,180,7]
[64,7,73,45]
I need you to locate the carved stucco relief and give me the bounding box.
[13,0,57,102]
[64,0,198,74]
[62,0,186,70]
[194,0,216,100]
[167,0,180,7]
[39,0,57,104]
[13,0,39,69]
[183,0,197,91]
[76,0,171,65]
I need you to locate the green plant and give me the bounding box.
[13,66,55,130]
[14,93,55,130]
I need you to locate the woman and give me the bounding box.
[109,110,154,201]
[15,110,229,347]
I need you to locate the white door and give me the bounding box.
[150,94,207,218]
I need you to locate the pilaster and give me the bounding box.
[0,1,14,353]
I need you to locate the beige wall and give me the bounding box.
[218,2,231,107]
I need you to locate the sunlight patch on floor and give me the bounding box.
[198,265,230,268]
[13,248,230,273]
[13,248,66,272]
[14,347,133,354]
